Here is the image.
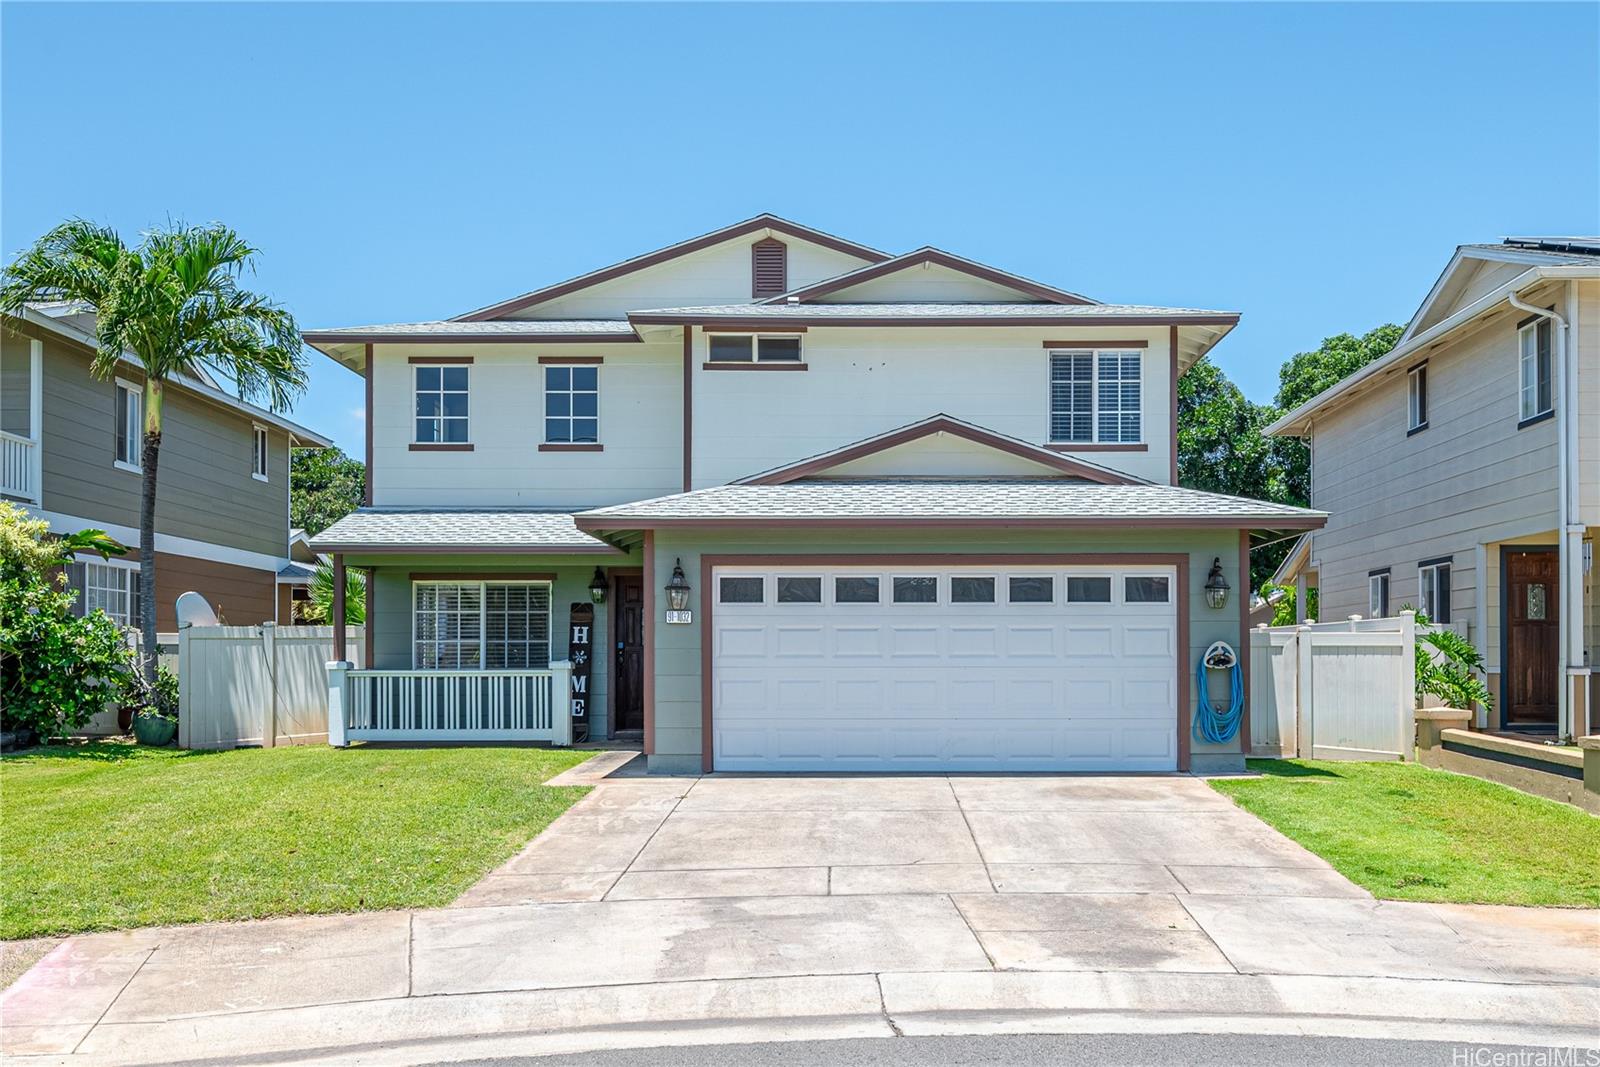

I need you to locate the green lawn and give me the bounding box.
[1211,760,1600,908]
[1,742,593,939]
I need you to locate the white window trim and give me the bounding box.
[1368,572,1390,617]
[1047,348,1144,445]
[251,423,270,482]
[1407,365,1427,432]
[706,333,806,364]
[1518,320,1553,422]
[81,556,139,627]
[410,579,552,671]
[1121,573,1172,604]
[542,363,602,445]
[114,377,142,474]
[413,363,471,445]
[1418,562,1450,623]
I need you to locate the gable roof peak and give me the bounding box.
[760,245,1098,306]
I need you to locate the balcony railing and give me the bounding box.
[327,663,573,745]
[0,431,37,502]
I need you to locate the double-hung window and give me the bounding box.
[1368,570,1390,618]
[1418,559,1451,624]
[1049,349,1142,444]
[1518,317,1553,424]
[413,580,551,670]
[415,364,469,444]
[114,379,141,471]
[544,365,599,444]
[251,424,269,481]
[81,561,137,627]
[707,334,803,364]
[1407,365,1428,434]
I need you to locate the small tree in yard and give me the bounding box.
[303,558,365,625]
[1,221,308,681]
[0,503,136,739]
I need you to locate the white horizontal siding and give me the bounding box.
[1573,279,1600,523]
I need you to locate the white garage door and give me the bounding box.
[711,564,1179,772]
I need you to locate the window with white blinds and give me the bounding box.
[1049,349,1142,444]
[413,581,550,670]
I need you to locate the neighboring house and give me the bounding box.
[1267,237,1599,739]
[307,214,1323,773]
[278,529,321,623]
[1,302,333,630]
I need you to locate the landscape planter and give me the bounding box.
[132,714,177,747]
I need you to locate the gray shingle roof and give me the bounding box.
[1459,241,1600,265]
[303,320,638,339]
[277,562,317,581]
[630,303,1236,320]
[577,481,1324,526]
[310,509,621,553]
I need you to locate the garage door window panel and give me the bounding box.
[834,576,880,604]
[719,576,765,603]
[1067,576,1112,603]
[1124,576,1170,603]
[950,576,996,604]
[776,576,822,603]
[1008,575,1054,603]
[892,576,938,604]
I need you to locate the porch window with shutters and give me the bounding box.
[751,238,787,297]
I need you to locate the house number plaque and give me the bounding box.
[568,603,593,743]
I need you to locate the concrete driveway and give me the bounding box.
[5,758,1598,1065]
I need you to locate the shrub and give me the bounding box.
[0,503,137,738]
[1412,611,1492,713]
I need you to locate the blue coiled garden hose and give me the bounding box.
[1193,647,1245,744]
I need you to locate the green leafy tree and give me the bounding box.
[291,446,366,536]
[1,220,308,680]
[1270,324,1403,507]
[0,502,136,738]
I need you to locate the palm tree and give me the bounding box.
[303,558,366,625]
[1,221,307,680]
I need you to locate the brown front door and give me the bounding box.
[1503,548,1559,728]
[613,575,645,733]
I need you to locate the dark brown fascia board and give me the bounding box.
[452,216,891,322]
[304,331,641,346]
[574,515,1327,533]
[629,313,1241,329]
[739,416,1133,486]
[764,247,1095,306]
[313,543,627,556]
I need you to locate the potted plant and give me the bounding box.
[127,665,179,746]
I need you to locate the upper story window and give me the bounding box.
[114,378,141,471]
[1049,349,1142,444]
[708,334,803,363]
[251,424,269,481]
[1418,559,1451,624]
[544,365,599,444]
[1368,569,1390,618]
[1518,317,1553,425]
[415,364,469,444]
[751,238,788,298]
[1407,365,1428,434]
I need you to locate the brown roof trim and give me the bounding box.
[763,247,1095,306]
[1169,326,1180,485]
[362,345,373,506]
[577,515,1327,532]
[629,313,1241,329]
[1043,339,1148,348]
[697,552,1192,773]
[314,543,625,556]
[453,215,889,322]
[537,355,604,364]
[737,416,1135,486]
[307,332,639,345]
[681,327,693,492]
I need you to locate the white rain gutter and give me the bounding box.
[1508,291,1584,739]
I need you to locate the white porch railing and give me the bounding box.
[327,663,573,746]
[1,430,37,501]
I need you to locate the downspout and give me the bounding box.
[1508,292,1580,738]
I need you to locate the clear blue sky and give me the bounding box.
[4,2,1596,457]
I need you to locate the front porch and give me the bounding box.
[0,329,42,504]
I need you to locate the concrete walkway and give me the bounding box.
[4,760,1597,1064]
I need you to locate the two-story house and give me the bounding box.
[1,302,332,629]
[307,215,1323,774]
[1267,238,1599,740]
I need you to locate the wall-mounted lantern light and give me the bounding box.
[1204,557,1231,610]
[588,567,608,604]
[665,559,692,612]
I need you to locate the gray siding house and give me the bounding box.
[1267,238,1599,740]
[1,303,332,630]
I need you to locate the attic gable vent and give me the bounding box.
[751,238,788,298]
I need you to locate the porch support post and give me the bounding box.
[332,553,347,656]
[326,660,350,747]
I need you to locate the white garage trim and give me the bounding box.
[698,553,1192,773]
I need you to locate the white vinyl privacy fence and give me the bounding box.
[178,624,364,749]
[1249,612,1417,761]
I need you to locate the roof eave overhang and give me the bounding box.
[573,515,1327,533]
[311,543,627,556]
[627,313,1241,329]
[1264,265,1599,438]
